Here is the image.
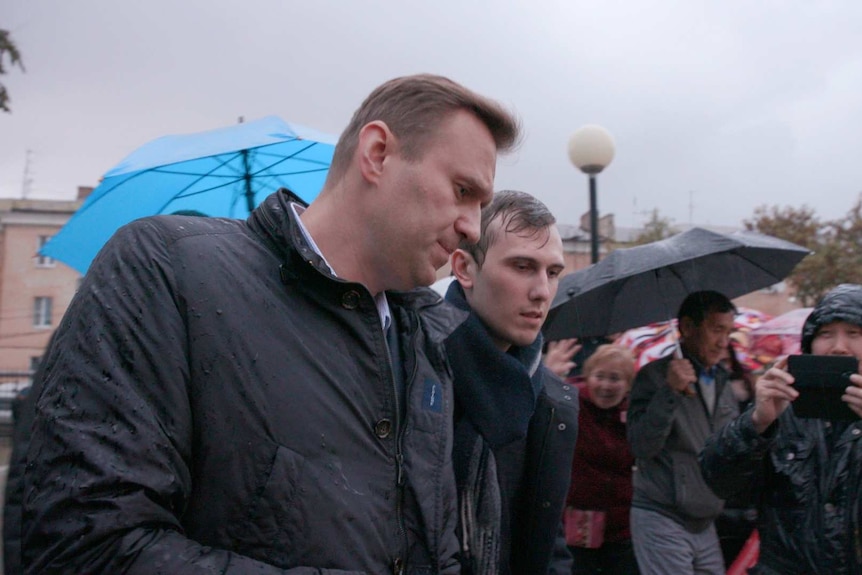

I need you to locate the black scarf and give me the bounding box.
[444,281,544,449]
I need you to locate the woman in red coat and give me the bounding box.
[565,344,640,575]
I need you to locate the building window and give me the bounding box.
[36,235,56,268]
[33,297,53,328]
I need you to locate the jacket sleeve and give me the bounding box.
[699,407,774,502]
[547,522,574,575]
[21,221,361,575]
[627,362,680,459]
[2,358,43,574]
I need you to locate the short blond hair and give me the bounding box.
[327,74,520,182]
[582,344,636,384]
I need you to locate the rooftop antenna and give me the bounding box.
[21,149,34,199]
[631,195,653,226]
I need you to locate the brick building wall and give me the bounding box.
[0,196,84,371]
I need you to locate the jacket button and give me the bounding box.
[542,501,551,508]
[374,419,392,438]
[342,290,360,309]
[564,395,572,401]
[558,423,567,431]
[786,452,795,461]
[563,385,570,391]
[853,428,861,436]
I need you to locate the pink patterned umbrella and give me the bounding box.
[616,307,770,371]
[615,321,679,371]
[749,307,813,362]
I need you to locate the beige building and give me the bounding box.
[0,190,89,371]
[559,212,619,274]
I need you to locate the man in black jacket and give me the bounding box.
[7,75,520,574]
[701,284,862,574]
[440,190,579,574]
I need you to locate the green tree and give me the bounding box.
[744,197,862,306]
[1,28,25,113]
[631,208,677,246]
[832,194,862,285]
[744,204,820,250]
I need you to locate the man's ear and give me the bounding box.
[679,316,695,339]
[450,249,478,290]
[356,121,394,185]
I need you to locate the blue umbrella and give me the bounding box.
[42,115,337,274]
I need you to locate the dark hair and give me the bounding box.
[459,190,556,267]
[327,74,521,182]
[677,290,736,325]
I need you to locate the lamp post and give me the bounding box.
[568,125,616,264]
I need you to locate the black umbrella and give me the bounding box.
[543,227,810,340]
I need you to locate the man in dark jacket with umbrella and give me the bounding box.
[701,284,862,575]
[9,74,520,574]
[431,190,579,574]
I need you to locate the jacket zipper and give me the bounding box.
[395,315,424,573]
[465,440,491,562]
[389,318,411,573]
[527,405,556,535]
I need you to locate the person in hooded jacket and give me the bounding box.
[701,284,862,575]
[10,74,521,575]
[430,190,579,574]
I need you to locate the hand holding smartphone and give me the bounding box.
[787,355,860,420]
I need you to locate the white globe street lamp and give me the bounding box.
[568,125,616,263]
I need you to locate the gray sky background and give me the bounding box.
[3,0,862,230]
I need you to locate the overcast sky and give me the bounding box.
[3,0,862,230]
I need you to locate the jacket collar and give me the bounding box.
[680,346,728,379]
[247,189,332,275]
[247,190,455,315]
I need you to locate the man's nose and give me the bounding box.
[830,334,853,355]
[455,206,481,245]
[530,275,552,302]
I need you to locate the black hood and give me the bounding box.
[801,284,862,353]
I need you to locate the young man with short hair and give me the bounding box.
[435,190,579,574]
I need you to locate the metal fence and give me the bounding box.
[0,371,34,435]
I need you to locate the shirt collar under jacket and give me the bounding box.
[290,203,391,331]
[683,350,721,381]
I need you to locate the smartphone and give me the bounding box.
[787,355,859,420]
